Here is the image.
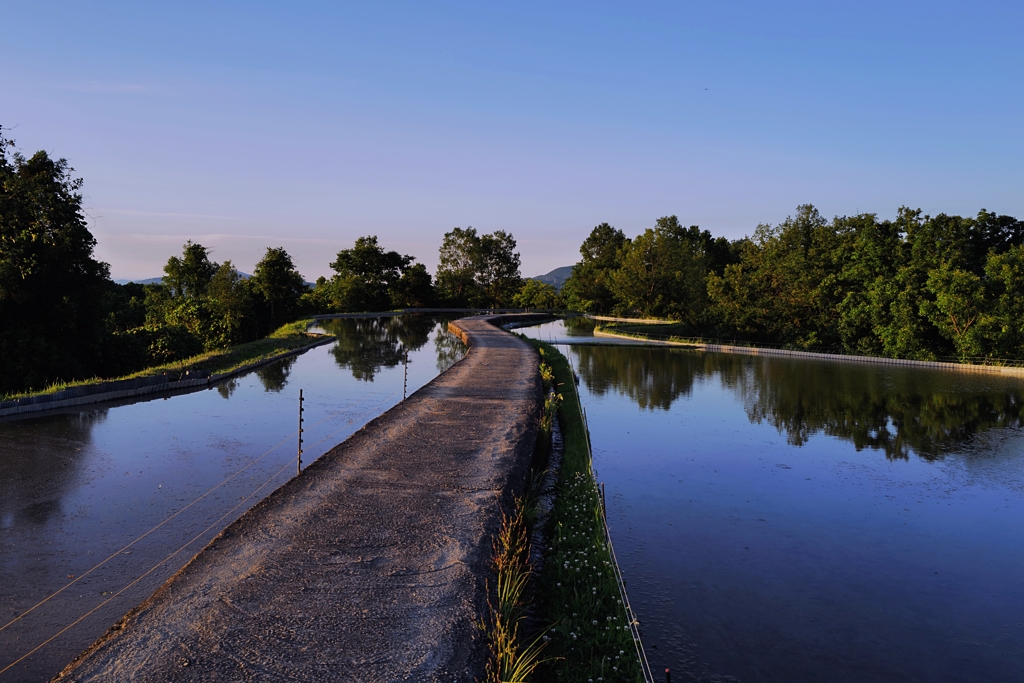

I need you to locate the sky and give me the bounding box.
[3,1,1023,281]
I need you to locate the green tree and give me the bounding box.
[326,236,417,311]
[478,230,522,307]
[0,137,112,393]
[708,205,837,347]
[922,263,989,360]
[250,246,306,329]
[561,223,627,314]
[984,245,1024,358]
[208,261,257,345]
[435,227,523,307]
[163,241,218,299]
[436,227,482,306]
[390,262,435,308]
[610,216,712,326]
[514,279,561,309]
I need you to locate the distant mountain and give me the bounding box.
[114,277,164,285]
[115,272,253,286]
[530,265,573,291]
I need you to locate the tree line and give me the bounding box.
[562,205,1024,361]
[0,136,545,395]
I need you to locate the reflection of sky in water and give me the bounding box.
[519,320,1024,683]
[0,315,463,682]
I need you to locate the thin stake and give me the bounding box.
[297,389,304,475]
[403,348,408,400]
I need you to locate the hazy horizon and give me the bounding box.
[5,1,1022,281]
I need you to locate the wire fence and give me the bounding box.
[0,387,402,677]
[567,353,655,683]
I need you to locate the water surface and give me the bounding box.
[0,315,463,682]
[521,320,1024,683]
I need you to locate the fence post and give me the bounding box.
[297,389,304,475]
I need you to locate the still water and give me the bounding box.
[0,315,464,682]
[522,319,1024,683]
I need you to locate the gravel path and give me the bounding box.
[56,316,542,682]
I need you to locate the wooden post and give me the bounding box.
[297,389,304,475]
[403,348,409,400]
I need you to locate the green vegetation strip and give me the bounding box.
[524,338,649,683]
[2,319,331,402]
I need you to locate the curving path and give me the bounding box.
[56,316,542,682]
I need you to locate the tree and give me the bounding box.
[326,236,419,311]
[984,245,1024,358]
[561,223,627,314]
[707,205,836,346]
[163,241,218,298]
[390,262,435,308]
[250,246,306,329]
[922,263,989,360]
[514,279,561,309]
[610,216,711,326]
[478,230,522,307]
[436,227,482,306]
[435,227,523,307]
[0,136,113,393]
[208,261,256,345]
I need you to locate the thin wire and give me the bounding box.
[570,350,654,683]
[1,364,406,671]
[0,431,293,634]
[0,456,297,676]
[0,391,385,634]
[303,389,402,452]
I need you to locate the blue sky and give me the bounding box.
[4,1,1022,280]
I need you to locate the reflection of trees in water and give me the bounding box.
[435,329,465,373]
[572,345,1024,460]
[728,357,1024,460]
[0,410,107,526]
[256,356,297,393]
[216,378,239,399]
[318,315,437,381]
[563,316,597,336]
[573,345,700,410]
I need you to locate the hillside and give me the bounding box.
[530,265,573,291]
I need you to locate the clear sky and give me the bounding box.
[4,1,1022,280]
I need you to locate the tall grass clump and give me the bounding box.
[524,338,645,682]
[483,497,550,682]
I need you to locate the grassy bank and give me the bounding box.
[1,319,331,402]
[523,338,645,683]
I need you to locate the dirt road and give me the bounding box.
[56,316,542,682]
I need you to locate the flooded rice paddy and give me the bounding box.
[0,315,464,682]
[521,319,1024,683]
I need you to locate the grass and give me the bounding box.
[523,338,644,683]
[483,498,551,683]
[1,319,332,402]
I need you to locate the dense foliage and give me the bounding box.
[0,138,112,393]
[305,235,434,311]
[435,227,524,307]
[0,134,536,395]
[564,205,1024,361]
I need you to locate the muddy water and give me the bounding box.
[520,320,1024,683]
[0,315,463,682]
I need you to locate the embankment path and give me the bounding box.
[57,316,542,682]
